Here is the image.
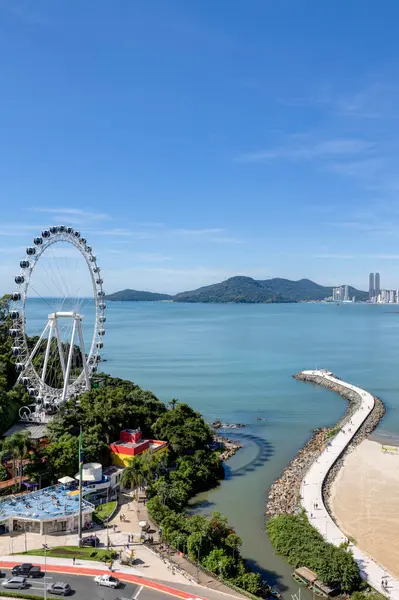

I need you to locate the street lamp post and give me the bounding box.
[197,536,202,583]
[106,486,110,550]
[43,543,49,600]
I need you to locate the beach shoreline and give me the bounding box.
[330,438,399,579]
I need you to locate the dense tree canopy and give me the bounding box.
[147,497,264,595]
[0,296,29,435]
[152,402,213,455]
[267,513,361,593]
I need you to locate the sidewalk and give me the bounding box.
[110,490,247,599]
[300,370,399,600]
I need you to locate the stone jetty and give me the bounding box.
[266,370,385,517]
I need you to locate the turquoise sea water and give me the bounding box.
[25,301,399,595]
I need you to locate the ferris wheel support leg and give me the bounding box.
[76,318,91,392]
[39,319,55,398]
[62,318,77,404]
[16,320,51,385]
[54,317,66,380]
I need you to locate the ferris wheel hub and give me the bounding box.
[48,311,83,320]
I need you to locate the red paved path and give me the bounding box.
[0,560,205,599]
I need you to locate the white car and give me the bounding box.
[94,574,120,588]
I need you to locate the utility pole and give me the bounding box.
[106,485,110,550]
[43,543,49,600]
[197,535,202,583]
[78,426,83,547]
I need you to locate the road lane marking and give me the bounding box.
[134,585,144,598]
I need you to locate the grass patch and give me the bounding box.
[0,593,43,599]
[326,426,340,440]
[93,500,117,524]
[20,545,117,562]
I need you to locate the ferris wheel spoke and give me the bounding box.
[41,245,69,303]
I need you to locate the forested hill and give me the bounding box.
[173,276,368,303]
[105,277,368,304]
[104,289,173,301]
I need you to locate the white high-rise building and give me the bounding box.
[344,285,349,301]
[396,290,399,304]
[390,290,395,303]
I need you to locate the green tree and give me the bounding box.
[152,403,213,456]
[168,398,178,410]
[44,433,79,480]
[121,456,145,492]
[267,514,361,592]
[0,465,8,481]
[225,532,242,559]
[0,431,30,489]
[202,548,235,578]
[234,572,262,595]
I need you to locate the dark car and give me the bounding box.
[81,535,100,547]
[11,563,33,576]
[47,582,72,596]
[29,566,42,578]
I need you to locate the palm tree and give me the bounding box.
[0,432,29,490]
[14,432,29,490]
[168,398,178,410]
[121,456,145,496]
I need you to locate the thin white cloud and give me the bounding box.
[135,253,172,262]
[279,79,399,120]
[32,208,111,221]
[237,137,373,163]
[173,228,224,236]
[314,253,399,260]
[172,228,242,243]
[96,228,156,239]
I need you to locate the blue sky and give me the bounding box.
[1,0,399,294]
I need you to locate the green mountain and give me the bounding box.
[104,289,172,301]
[173,276,368,303]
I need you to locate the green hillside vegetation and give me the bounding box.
[173,276,368,303]
[106,277,368,304]
[104,289,172,301]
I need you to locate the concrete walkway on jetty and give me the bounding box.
[300,370,399,600]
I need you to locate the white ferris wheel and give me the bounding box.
[9,226,105,422]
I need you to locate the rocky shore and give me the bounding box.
[266,371,385,517]
[214,435,243,461]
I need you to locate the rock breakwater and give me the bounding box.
[266,371,385,517]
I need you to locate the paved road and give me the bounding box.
[0,568,183,600]
[300,370,399,600]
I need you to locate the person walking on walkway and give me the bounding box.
[73,557,75,565]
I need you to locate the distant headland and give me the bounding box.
[105,276,368,304]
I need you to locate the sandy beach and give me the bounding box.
[330,439,399,579]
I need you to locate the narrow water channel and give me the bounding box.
[189,424,316,600]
